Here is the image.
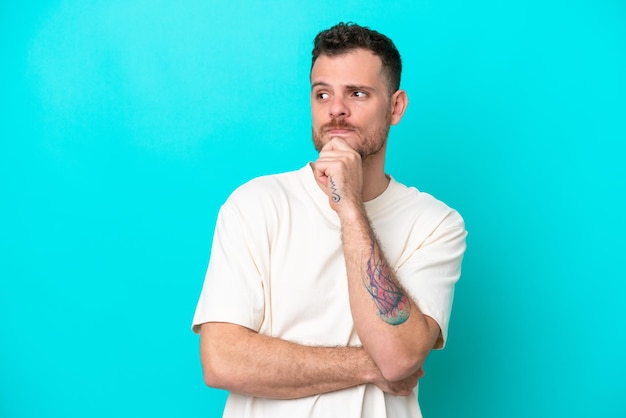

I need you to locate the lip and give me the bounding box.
[326,128,354,135]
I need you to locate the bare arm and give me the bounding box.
[312,138,440,382]
[339,205,440,381]
[199,322,423,399]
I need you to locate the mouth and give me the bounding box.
[324,124,356,136]
[326,128,354,136]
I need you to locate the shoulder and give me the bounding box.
[217,168,306,227]
[388,180,465,228]
[225,169,300,207]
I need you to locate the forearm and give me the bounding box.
[199,322,379,399]
[310,138,440,381]
[340,208,438,381]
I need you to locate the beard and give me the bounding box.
[312,116,391,161]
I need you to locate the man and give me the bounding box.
[192,22,467,417]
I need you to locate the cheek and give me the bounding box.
[311,111,329,131]
[310,105,323,122]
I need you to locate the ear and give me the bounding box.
[389,89,408,125]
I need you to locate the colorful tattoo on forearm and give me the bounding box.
[364,243,411,325]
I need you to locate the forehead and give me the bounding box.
[310,49,385,87]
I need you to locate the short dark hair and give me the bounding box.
[311,22,402,94]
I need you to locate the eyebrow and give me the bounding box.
[310,81,376,92]
[311,81,330,91]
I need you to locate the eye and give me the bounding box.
[353,90,368,98]
[316,92,330,101]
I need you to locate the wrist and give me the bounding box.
[337,201,367,224]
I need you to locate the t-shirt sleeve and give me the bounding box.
[191,199,266,334]
[397,209,467,349]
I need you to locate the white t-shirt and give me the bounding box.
[192,164,467,418]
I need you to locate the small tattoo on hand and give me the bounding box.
[329,177,341,203]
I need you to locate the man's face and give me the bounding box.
[310,49,396,160]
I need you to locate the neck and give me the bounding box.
[361,153,390,202]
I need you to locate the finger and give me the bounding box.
[313,157,348,178]
[323,136,356,152]
[316,148,354,161]
[310,162,329,187]
[312,161,331,178]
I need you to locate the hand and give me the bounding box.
[372,367,425,397]
[311,137,363,214]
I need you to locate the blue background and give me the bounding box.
[1,1,625,417]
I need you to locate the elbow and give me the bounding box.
[199,324,241,391]
[377,351,428,382]
[202,362,223,389]
[202,355,245,391]
[201,348,238,390]
[203,372,215,388]
[203,371,228,390]
[380,361,424,382]
[378,315,441,381]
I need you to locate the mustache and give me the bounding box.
[322,121,357,132]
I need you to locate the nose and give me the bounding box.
[329,96,349,118]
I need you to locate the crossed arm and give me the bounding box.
[199,322,424,399]
[312,137,441,382]
[335,203,440,381]
[199,138,441,399]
